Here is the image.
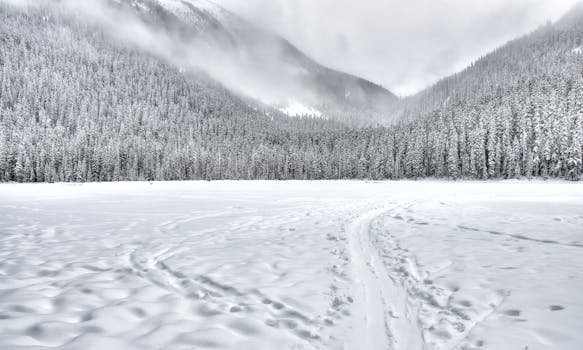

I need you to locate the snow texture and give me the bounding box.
[279,103,323,118]
[0,181,582,350]
[156,0,226,23]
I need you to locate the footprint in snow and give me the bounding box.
[459,300,472,307]
[503,309,521,317]
[549,305,565,312]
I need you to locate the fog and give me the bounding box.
[11,0,306,108]
[218,0,579,96]
[4,0,578,108]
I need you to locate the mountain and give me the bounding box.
[389,2,583,122]
[0,0,580,182]
[109,0,398,122]
[381,3,583,179]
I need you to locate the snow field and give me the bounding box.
[0,181,582,350]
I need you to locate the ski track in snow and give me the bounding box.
[347,203,425,350]
[0,181,582,350]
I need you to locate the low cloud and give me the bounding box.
[4,0,578,101]
[218,0,579,96]
[5,0,304,106]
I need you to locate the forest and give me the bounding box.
[0,3,581,182]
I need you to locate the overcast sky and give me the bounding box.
[217,0,579,96]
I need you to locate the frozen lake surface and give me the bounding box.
[0,181,582,350]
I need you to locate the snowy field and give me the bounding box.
[0,181,582,350]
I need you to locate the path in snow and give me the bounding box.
[348,185,583,350]
[0,181,582,350]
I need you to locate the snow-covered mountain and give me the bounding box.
[110,0,397,120]
[388,2,583,123]
[0,0,580,182]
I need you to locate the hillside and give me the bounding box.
[391,3,583,122]
[380,4,583,179]
[109,0,398,122]
[0,0,581,182]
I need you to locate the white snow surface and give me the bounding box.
[279,103,323,118]
[0,181,582,350]
[157,0,223,16]
[572,46,583,55]
[155,0,226,26]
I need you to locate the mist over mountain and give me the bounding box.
[218,0,579,96]
[388,1,583,123]
[50,0,398,123]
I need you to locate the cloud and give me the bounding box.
[6,0,299,106]
[217,0,579,96]
[5,0,577,104]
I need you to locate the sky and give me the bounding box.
[217,0,579,96]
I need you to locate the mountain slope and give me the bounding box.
[112,0,398,122]
[383,3,583,179]
[390,3,583,122]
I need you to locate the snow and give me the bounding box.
[572,46,582,54]
[287,65,310,76]
[155,0,226,24]
[0,181,582,350]
[157,0,221,15]
[183,0,224,15]
[155,0,187,14]
[279,103,323,118]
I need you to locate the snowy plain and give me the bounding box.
[0,181,582,350]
